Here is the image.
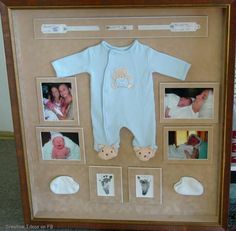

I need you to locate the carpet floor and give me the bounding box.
[0,139,24,230]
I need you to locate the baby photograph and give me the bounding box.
[167,130,208,160]
[164,87,214,119]
[40,131,81,161]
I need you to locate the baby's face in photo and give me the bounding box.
[52,137,65,149]
[187,136,200,146]
[177,97,192,107]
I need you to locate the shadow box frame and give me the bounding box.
[0,0,235,230]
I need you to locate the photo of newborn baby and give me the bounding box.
[167,130,208,160]
[40,131,81,161]
[164,88,214,119]
[51,133,70,159]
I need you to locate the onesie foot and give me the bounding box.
[98,145,118,160]
[134,147,155,161]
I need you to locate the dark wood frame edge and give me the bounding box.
[0,1,32,226]
[220,1,236,229]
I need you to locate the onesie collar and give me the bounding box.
[101,40,138,53]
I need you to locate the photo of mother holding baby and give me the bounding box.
[42,82,73,121]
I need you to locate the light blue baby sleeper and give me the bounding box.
[52,40,191,159]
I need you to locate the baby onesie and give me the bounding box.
[52,40,191,161]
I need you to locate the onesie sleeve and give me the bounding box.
[52,48,91,78]
[148,48,191,80]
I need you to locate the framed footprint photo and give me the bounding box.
[89,166,123,203]
[96,173,115,197]
[128,167,162,205]
[135,175,154,198]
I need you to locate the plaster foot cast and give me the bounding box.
[98,145,118,160]
[50,176,80,195]
[134,146,155,161]
[174,176,204,196]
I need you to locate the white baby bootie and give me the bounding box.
[98,145,118,160]
[174,176,204,196]
[50,176,80,195]
[134,146,155,161]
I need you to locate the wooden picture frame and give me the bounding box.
[0,1,235,230]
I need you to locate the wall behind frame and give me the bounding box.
[0,14,13,133]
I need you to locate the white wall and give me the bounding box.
[0,16,14,132]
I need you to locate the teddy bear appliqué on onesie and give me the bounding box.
[111,68,134,89]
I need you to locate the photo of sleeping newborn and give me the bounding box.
[168,130,208,160]
[40,131,81,160]
[41,82,74,121]
[164,88,214,119]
